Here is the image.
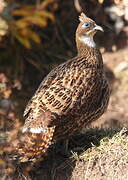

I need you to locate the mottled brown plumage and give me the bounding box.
[14,13,110,162]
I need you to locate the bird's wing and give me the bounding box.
[23,69,58,118]
[15,64,68,162]
[23,56,94,132]
[23,59,79,120]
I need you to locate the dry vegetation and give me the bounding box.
[71,128,128,180]
[0,0,128,179]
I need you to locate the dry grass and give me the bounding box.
[71,128,128,180]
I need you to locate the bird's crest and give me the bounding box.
[79,12,88,23]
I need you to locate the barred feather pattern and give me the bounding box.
[15,126,55,162]
[13,13,110,162]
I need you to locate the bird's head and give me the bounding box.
[76,13,103,48]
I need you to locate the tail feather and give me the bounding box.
[13,126,55,162]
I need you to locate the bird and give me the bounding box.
[13,12,110,162]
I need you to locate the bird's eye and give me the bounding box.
[81,23,90,28]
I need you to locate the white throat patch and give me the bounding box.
[79,36,96,48]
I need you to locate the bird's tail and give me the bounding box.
[12,126,55,162]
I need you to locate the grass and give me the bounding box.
[71,127,128,180]
[72,127,128,161]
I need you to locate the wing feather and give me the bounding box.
[24,68,59,117]
[23,59,74,118]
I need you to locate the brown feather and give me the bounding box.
[13,12,110,162]
[14,126,55,162]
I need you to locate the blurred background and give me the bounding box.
[0,0,128,178]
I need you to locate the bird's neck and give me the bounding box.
[76,35,96,55]
[76,36,103,68]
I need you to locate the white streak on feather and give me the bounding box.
[22,127,48,133]
[79,36,96,47]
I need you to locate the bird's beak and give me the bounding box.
[94,24,104,32]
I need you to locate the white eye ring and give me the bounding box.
[81,23,90,28]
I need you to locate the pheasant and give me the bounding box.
[13,13,110,162]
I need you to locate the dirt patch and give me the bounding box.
[71,128,128,180]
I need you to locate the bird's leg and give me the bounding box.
[61,139,69,156]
